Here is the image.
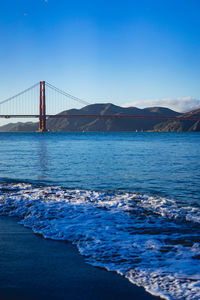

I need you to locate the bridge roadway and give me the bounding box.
[0,115,200,121]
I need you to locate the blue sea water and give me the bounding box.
[0,132,199,299]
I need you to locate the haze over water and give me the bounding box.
[0,132,200,299]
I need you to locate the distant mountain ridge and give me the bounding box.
[0,103,199,132]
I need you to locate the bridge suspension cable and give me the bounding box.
[0,81,91,123]
[0,81,91,107]
[0,82,40,106]
[45,82,90,106]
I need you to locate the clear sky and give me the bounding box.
[0,0,200,112]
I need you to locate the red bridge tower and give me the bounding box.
[39,81,47,132]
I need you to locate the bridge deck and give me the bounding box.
[0,115,199,121]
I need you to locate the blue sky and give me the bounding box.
[0,0,200,112]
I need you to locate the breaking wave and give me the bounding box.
[0,183,199,300]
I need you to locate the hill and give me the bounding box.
[0,122,38,132]
[154,108,200,132]
[0,103,185,132]
[46,103,180,132]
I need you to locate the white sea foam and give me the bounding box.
[0,183,199,299]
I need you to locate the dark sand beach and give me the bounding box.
[0,216,159,300]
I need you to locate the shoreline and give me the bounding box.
[0,216,159,300]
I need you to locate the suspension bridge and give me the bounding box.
[0,81,199,132]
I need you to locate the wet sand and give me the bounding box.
[0,216,159,300]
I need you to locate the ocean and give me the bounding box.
[0,132,199,299]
